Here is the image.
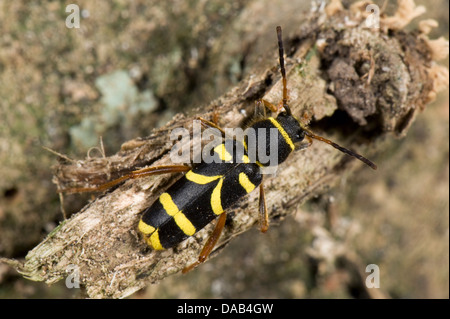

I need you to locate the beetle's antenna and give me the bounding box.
[303,128,377,170]
[276,26,376,170]
[276,26,291,115]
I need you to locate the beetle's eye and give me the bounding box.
[296,130,305,141]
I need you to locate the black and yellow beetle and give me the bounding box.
[64,26,376,273]
[135,26,376,272]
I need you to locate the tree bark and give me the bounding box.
[1,0,447,298]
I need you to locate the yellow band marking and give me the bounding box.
[239,172,256,193]
[159,192,179,216]
[211,178,224,215]
[242,154,250,164]
[174,213,196,236]
[214,143,233,162]
[269,117,295,151]
[138,219,155,235]
[149,230,163,250]
[186,170,221,184]
[160,192,196,236]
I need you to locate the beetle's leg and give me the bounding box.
[260,99,279,113]
[182,211,227,274]
[212,105,220,126]
[196,104,223,134]
[196,117,226,138]
[59,165,191,194]
[259,182,269,233]
[254,99,267,118]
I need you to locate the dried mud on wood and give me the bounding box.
[2,1,448,298]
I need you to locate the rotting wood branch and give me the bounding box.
[2,2,448,299]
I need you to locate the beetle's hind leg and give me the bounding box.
[182,211,227,274]
[59,165,191,194]
[258,181,269,233]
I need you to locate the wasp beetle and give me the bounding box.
[64,26,376,273]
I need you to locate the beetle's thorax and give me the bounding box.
[244,112,304,167]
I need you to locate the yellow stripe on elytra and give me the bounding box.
[159,192,178,216]
[269,117,295,151]
[239,172,256,193]
[174,213,196,236]
[149,230,163,250]
[138,219,155,235]
[214,143,233,162]
[211,178,224,215]
[159,192,196,236]
[186,170,222,184]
